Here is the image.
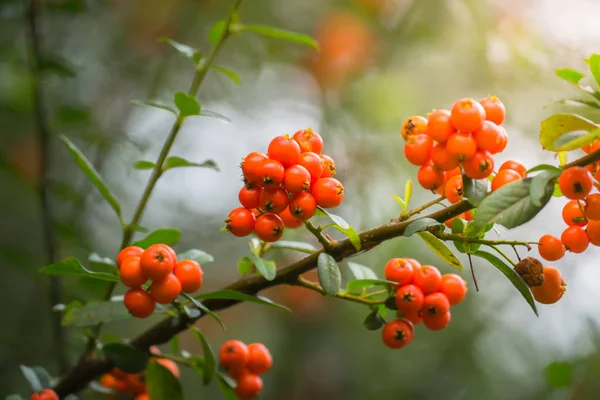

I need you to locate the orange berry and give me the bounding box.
[462,149,494,179]
[491,169,521,191]
[421,292,450,317]
[247,343,273,375]
[400,115,428,141]
[479,95,506,125]
[538,235,566,261]
[384,258,417,286]
[173,259,203,293]
[499,160,527,177]
[279,207,304,228]
[219,340,249,369]
[446,167,462,179]
[585,193,600,220]
[116,246,144,269]
[134,394,149,400]
[559,167,593,200]
[404,134,433,166]
[381,318,414,349]
[254,213,285,242]
[561,226,590,253]
[259,187,289,214]
[418,163,445,191]
[241,152,268,185]
[464,210,474,221]
[431,143,461,171]
[496,126,509,153]
[473,120,504,154]
[586,220,600,246]
[582,140,600,154]
[235,372,263,400]
[395,284,424,314]
[119,256,148,288]
[100,374,117,389]
[140,244,176,281]
[531,266,566,304]
[149,274,182,304]
[450,98,485,133]
[293,128,324,154]
[320,154,337,178]
[440,274,467,305]
[155,358,180,378]
[311,177,344,208]
[30,389,58,400]
[413,265,442,294]
[124,288,156,318]
[268,135,301,167]
[225,207,256,237]
[403,309,422,325]
[446,132,477,162]
[427,109,456,143]
[423,311,451,331]
[562,200,587,227]
[444,175,463,204]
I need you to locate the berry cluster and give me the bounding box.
[30,390,58,400]
[538,166,600,262]
[381,258,467,349]
[401,96,507,192]
[116,244,204,318]
[225,129,344,242]
[219,340,273,400]
[99,346,179,399]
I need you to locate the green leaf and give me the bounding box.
[544,361,572,389]
[247,251,276,281]
[392,194,405,209]
[194,290,291,313]
[217,375,238,400]
[129,223,149,233]
[553,129,600,151]
[60,135,123,224]
[347,279,395,293]
[133,160,156,170]
[62,301,131,327]
[330,224,362,250]
[180,293,225,331]
[317,253,341,295]
[363,309,385,331]
[40,56,76,77]
[315,207,350,229]
[451,218,467,253]
[177,249,214,265]
[463,175,489,206]
[269,240,316,253]
[130,100,176,115]
[199,110,232,123]
[209,20,227,43]
[589,54,600,88]
[39,257,119,282]
[190,326,216,385]
[557,98,600,109]
[211,65,241,85]
[347,262,377,280]
[174,92,201,116]
[237,256,253,274]
[20,365,42,392]
[102,343,150,374]
[474,178,552,231]
[526,164,562,174]
[237,25,319,49]
[416,232,463,270]
[556,68,585,84]
[132,228,181,249]
[158,37,199,60]
[558,151,568,166]
[404,218,441,237]
[31,367,52,389]
[170,336,180,354]
[404,179,413,210]
[5,394,25,400]
[471,250,537,316]
[539,113,598,151]
[146,359,183,400]
[163,156,219,172]
[88,253,117,271]
[530,170,561,207]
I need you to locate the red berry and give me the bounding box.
[311,177,344,208]
[238,185,262,209]
[479,95,506,125]
[384,258,417,286]
[440,274,467,305]
[116,246,144,269]
[320,154,337,178]
[241,152,268,185]
[427,109,456,144]
[124,288,156,318]
[404,134,433,166]
[431,143,461,171]
[538,234,565,261]
[293,128,324,154]
[423,311,451,331]
[462,149,494,179]
[246,343,273,374]
[288,192,317,220]
[255,213,284,242]
[235,372,263,400]
[298,151,324,184]
[279,207,303,228]
[417,163,445,191]
[268,135,301,167]
[413,265,442,294]
[473,120,504,154]
[219,340,249,369]
[381,318,414,349]
[395,284,424,314]
[149,274,182,304]
[225,207,256,237]
[559,167,593,200]
[30,389,59,400]
[421,292,450,317]
[446,132,477,161]
[259,187,289,214]
[450,97,486,133]
[561,225,590,253]
[499,160,527,177]
[256,159,285,188]
[491,169,521,191]
[173,259,203,293]
[283,164,311,193]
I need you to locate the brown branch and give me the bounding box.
[562,148,600,169]
[25,0,67,373]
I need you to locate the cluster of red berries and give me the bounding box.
[538,166,600,261]
[99,346,179,400]
[225,129,344,242]
[116,244,204,318]
[219,340,272,399]
[30,389,58,400]
[401,96,507,192]
[381,258,467,349]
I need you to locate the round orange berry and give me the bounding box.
[413,265,442,294]
[473,121,504,154]
[561,226,590,253]
[381,318,414,349]
[444,175,463,204]
[235,372,263,400]
[498,160,527,177]
[417,163,445,191]
[120,256,147,288]
[219,340,250,369]
[116,246,144,269]
[491,169,521,191]
[124,288,156,318]
[440,274,467,305]
[585,193,600,220]
[427,109,456,144]
[225,207,256,237]
[293,128,324,154]
[450,98,486,133]
[140,244,176,281]
[562,200,587,227]
[400,115,427,141]
[247,343,273,375]
[254,213,285,242]
[404,134,433,166]
[479,95,506,125]
[531,266,566,304]
[559,167,593,200]
[149,274,182,304]
[421,292,450,317]
[311,177,344,208]
[384,258,417,286]
[586,220,600,246]
[462,149,494,179]
[423,311,451,331]
[538,234,566,261]
[395,284,424,315]
[446,132,477,162]
[173,259,203,293]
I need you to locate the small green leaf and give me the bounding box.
[463,175,489,206]
[347,279,395,293]
[317,253,341,295]
[556,68,585,84]
[526,164,562,174]
[163,156,219,172]
[62,300,132,327]
[5,394,25,400]
[40,56,76,77]
[39,257,119,282]
[171,336,180,355]
[269,240,316,253]
[404,180,413,210]
[558,151,568,166]
[314,207,350,229]
[130,100,176,115]
[347,262,377,280]
[31,367,52,390]
[133,228,181,249]
[392,194,405,209]
[540,113,598,151]
[174,92,201,116]
[102,343,150,374]
[146,359,183,400]
[553,129,600,151]
[474,178,552,231]
[237,24,319,49]
[330,224,361,250]
[472,250,537,315]
[211,65,241,85]
[247,251,276,281]
[530,170,561,207]
[20,365,42,392]
[133,160,156,170]
[363,309,385,331]
[60,135,123,224]
[190,326,216,385]
[404,218,441,237]
[589,54,600,88]
[544,361,572,389]
[416,232,463,270]
[237,256,253,274]
[209,20,227,43]
[194,290,291,313]
[199,110,232,123]
[217,375,238,400]
[177,249,214,265]
[158,37,198,60]
[451,218,467,253]
[553,183,563,197]
[557,98,600,109]
[180,293,225,331]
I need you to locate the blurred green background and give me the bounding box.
[3,0,600,398]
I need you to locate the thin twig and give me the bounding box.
[24,0,67,374]
[400,196,446,221]
[512,245,522,262]
[295,276,386,306]
[467,253,479,292]
[304,220,333,250]
[433,232,538,250]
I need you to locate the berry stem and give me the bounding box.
[295,276,387,306]
[400,196,446,221]
[489,245,517,267]
[304,220,334,250]
[577,200,589,222]
[433,232,539,250]
[467,253,479,292]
